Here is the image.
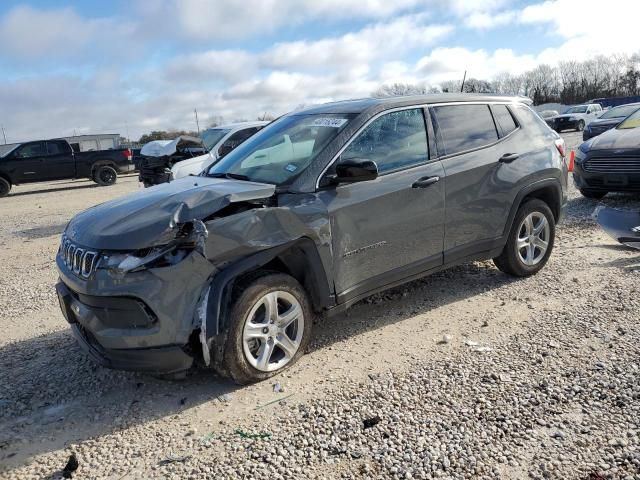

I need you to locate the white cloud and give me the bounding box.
[465,11,517,29]
[0,5,136,62]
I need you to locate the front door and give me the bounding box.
[11,141,48,182]
[317,108,445,301]
[44,140,76,180]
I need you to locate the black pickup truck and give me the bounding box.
[0,139,134,197]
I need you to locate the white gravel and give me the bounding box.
[1,134,639,479]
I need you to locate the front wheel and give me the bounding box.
[93,165,117,186]
[494,199,555,277]
[222,273,313,384]
[579,189,607,199]
[576,120,585,131]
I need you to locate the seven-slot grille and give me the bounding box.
[60,237,99,278]
[584,157,640,173]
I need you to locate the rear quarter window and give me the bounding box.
[431,104,498,156]
[491,104,518,137]
[513,105,552,136]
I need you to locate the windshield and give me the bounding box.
[565,106,588,114]
[201,128,230,151]
[207,113,355,186]
[617,109,640,129]
[601,104,640,119]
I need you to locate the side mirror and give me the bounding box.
[333,158,378,184]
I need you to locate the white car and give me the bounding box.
[171,121,269,179]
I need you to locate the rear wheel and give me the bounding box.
[576,120,585,131]
[93,165,117,186]
[222,273,313,384]
[0,177,10,197]
[494,199,555,277]
[579,189,607,199]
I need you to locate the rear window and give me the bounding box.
[492,105,518,137]
[431,104,498,156]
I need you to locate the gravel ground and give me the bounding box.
[1,132,639,479]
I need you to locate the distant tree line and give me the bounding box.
[373,52,640,106]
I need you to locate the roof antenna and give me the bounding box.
[460,70,467,93]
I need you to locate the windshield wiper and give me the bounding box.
[208,172,251,181]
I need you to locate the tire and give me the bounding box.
[493,199,555,277]
[579,189,607,199]
[0,177,10,197]
[93,165,117,186]
[222,272,313,384]
[576,120,585,131]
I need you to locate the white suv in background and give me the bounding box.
[171,121,269,179]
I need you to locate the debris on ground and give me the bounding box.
[235,429,271,440]
[255,393,295,410]
[158,454,192,466]
[464,339,479,346]
[437,334,452,344]
[61,453,79,479]
[363,416,381,429]
[217,393,233,403]
[272,382,284,393]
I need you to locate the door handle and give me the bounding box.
[412,176,440,188]
[499,153,520,163]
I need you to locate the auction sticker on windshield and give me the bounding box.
[311,118,348,128]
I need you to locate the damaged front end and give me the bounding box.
[596,206,640,250]
[138,136,207,187]
[56,176,279,374]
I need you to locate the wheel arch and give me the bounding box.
[91,160,117,175]
[503,179,563,239]
[205,237,333,343]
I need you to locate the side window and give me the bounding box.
[431,104,498,156]
[46,141,70,155]
[14,142,46,158]
[341,109,428,174]
[226,127,259,148]
[492,104,518,137]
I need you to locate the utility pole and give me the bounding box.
[125,122,130,144]
[1,126,6,145]
[460,70,467,93]
[194,108,200,135]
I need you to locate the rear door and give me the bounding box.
[44,140,76,179]
[318,107,445,301]
[430,103,519,263]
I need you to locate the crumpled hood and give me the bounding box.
[65,176,276,250]
[589,126,640,150]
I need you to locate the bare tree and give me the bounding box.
[372,83,429,97]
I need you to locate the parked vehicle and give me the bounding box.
[550,104,602,132]
[0,139,133,197]
[171,121,269,180]
[574,108,640,198]
[582,102,640,140]
[538,110,559,128]
[137,136,207,187]
[56,94,567,383]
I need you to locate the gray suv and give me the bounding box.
[56,95,568,384]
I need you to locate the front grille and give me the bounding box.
[584,157,640,173]
[60,236,99,278]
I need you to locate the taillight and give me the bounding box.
[554,138,566,157]
[568,150,575,172]
[122,148,132,161]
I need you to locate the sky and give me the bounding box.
[0,0,638,143]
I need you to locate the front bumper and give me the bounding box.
[573,163,640,192]
[56,249,215,374]
[554,119,579,131]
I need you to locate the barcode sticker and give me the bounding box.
[311,118,348,128]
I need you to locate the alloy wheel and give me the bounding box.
[516,212,550,266]
[242,290,304,372]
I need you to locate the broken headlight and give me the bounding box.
[102,220,207,273]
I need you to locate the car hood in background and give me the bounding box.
[587,118,622,128]
[588,126,640,150]
[65,176,276,250]
[171,152,216,176]
[555,113,584,119]
[140,135,204,157]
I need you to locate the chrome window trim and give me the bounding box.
[315,100,525,189]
